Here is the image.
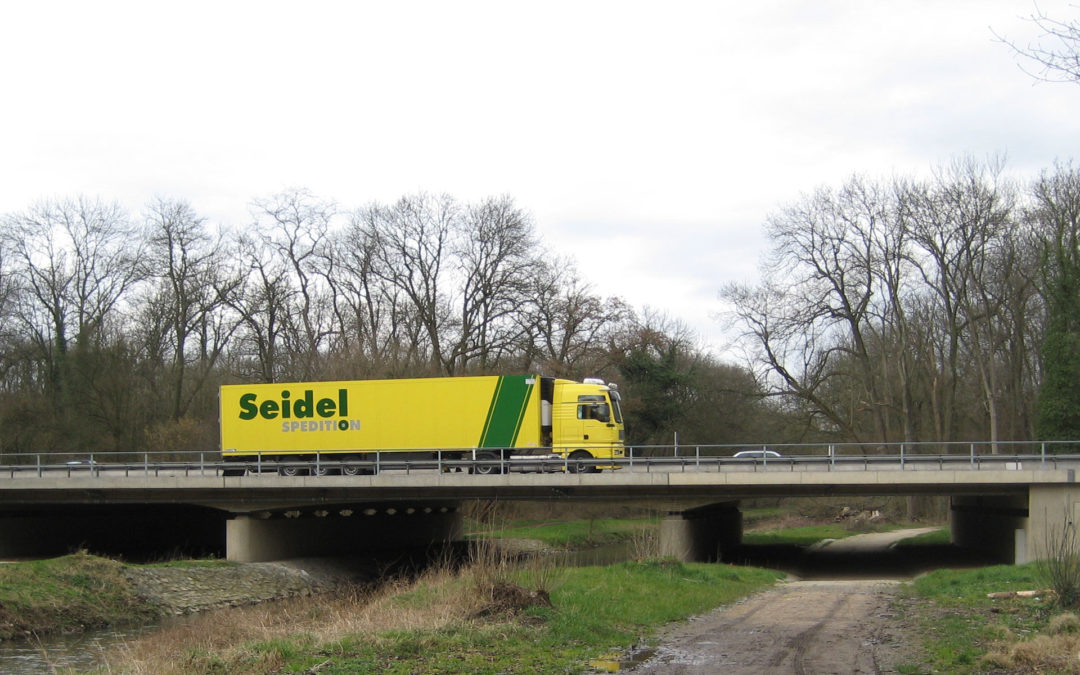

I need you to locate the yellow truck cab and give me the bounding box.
[220,374,625,475]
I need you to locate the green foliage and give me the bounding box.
[617,330,695,445]
[469,518,658,549]
[914,564,1044,606]
[742,524,894,546]
[1034,164,1080,442]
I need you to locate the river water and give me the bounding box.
[0,621,173,674]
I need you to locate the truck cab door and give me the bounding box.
[576,400,619,448]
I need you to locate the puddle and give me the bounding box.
[588,647,657,672]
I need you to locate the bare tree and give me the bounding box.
[520,258,629,377]
[1,197,142,401]
[998,4,1080,84]
[450,196,537,371]
[250,190,337,379]
[361,193,458,374]
[326,214,420,374]
[141,198,241,420]
[724,176,905,442]
[902,157,1018,445]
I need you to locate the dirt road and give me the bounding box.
[626,529,934,674]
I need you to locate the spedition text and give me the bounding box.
[282,419,362,432]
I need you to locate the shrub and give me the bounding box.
[1036,517,1080,608]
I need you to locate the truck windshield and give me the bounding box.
[609,393,623,424]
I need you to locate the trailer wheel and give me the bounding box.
[278,463,305,477]
[568,450,598,474]
[471,451,503,475]
[311,464,335,476]
[341,455,364,476]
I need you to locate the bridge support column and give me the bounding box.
[226,504,463,562]
[1022,484,1080,565]
[659,502,741,562]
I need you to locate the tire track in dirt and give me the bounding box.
[628,580,905,674]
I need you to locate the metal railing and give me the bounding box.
[0,440,1078,479]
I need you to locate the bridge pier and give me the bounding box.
[226,503,464,562]
[659,502,742,562]
[1020,484,1080,564]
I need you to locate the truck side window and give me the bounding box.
[578,403,611,423]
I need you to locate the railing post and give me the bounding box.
[970,442,975,467]
[437,450,442,474]
[1042,442,1047,467]
[375,449,381,475]
[900,443,905,469]
[144,452,149,476]
[36,454,41,478]
[696,446,700,471]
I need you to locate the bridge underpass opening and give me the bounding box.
[0,502,465,562]
[0,504,227,560]
[225,501,464,562]
[657,486,1080,573]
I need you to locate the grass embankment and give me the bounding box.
[0,551,161,640]
[473,514,905,550]
[467,517,657,549]
[112,559,783,674]
[904,563,1080,673]
[0,553,239,641]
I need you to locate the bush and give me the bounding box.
[1036,517,1080,608]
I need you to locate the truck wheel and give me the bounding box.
[568,450,597,474]
[471,451,502,475]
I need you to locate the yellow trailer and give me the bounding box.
[220,374,624,475]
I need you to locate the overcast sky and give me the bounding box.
[3,1,1079,355]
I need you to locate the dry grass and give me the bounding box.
[629,526,659,561]
[979,633,1080,673]
[112,562,483,675]
[112,529,561,674]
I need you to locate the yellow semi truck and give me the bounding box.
[220,374,625,475]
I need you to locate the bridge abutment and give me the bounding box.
[1021,484,1080,564]
[659,502,742,562]
[225,503,464,562]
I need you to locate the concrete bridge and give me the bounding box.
[0,452,1076,563]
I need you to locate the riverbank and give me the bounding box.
[110,558,784,674]
[0,552,358,641]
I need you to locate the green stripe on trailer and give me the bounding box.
[479,376,534,448]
